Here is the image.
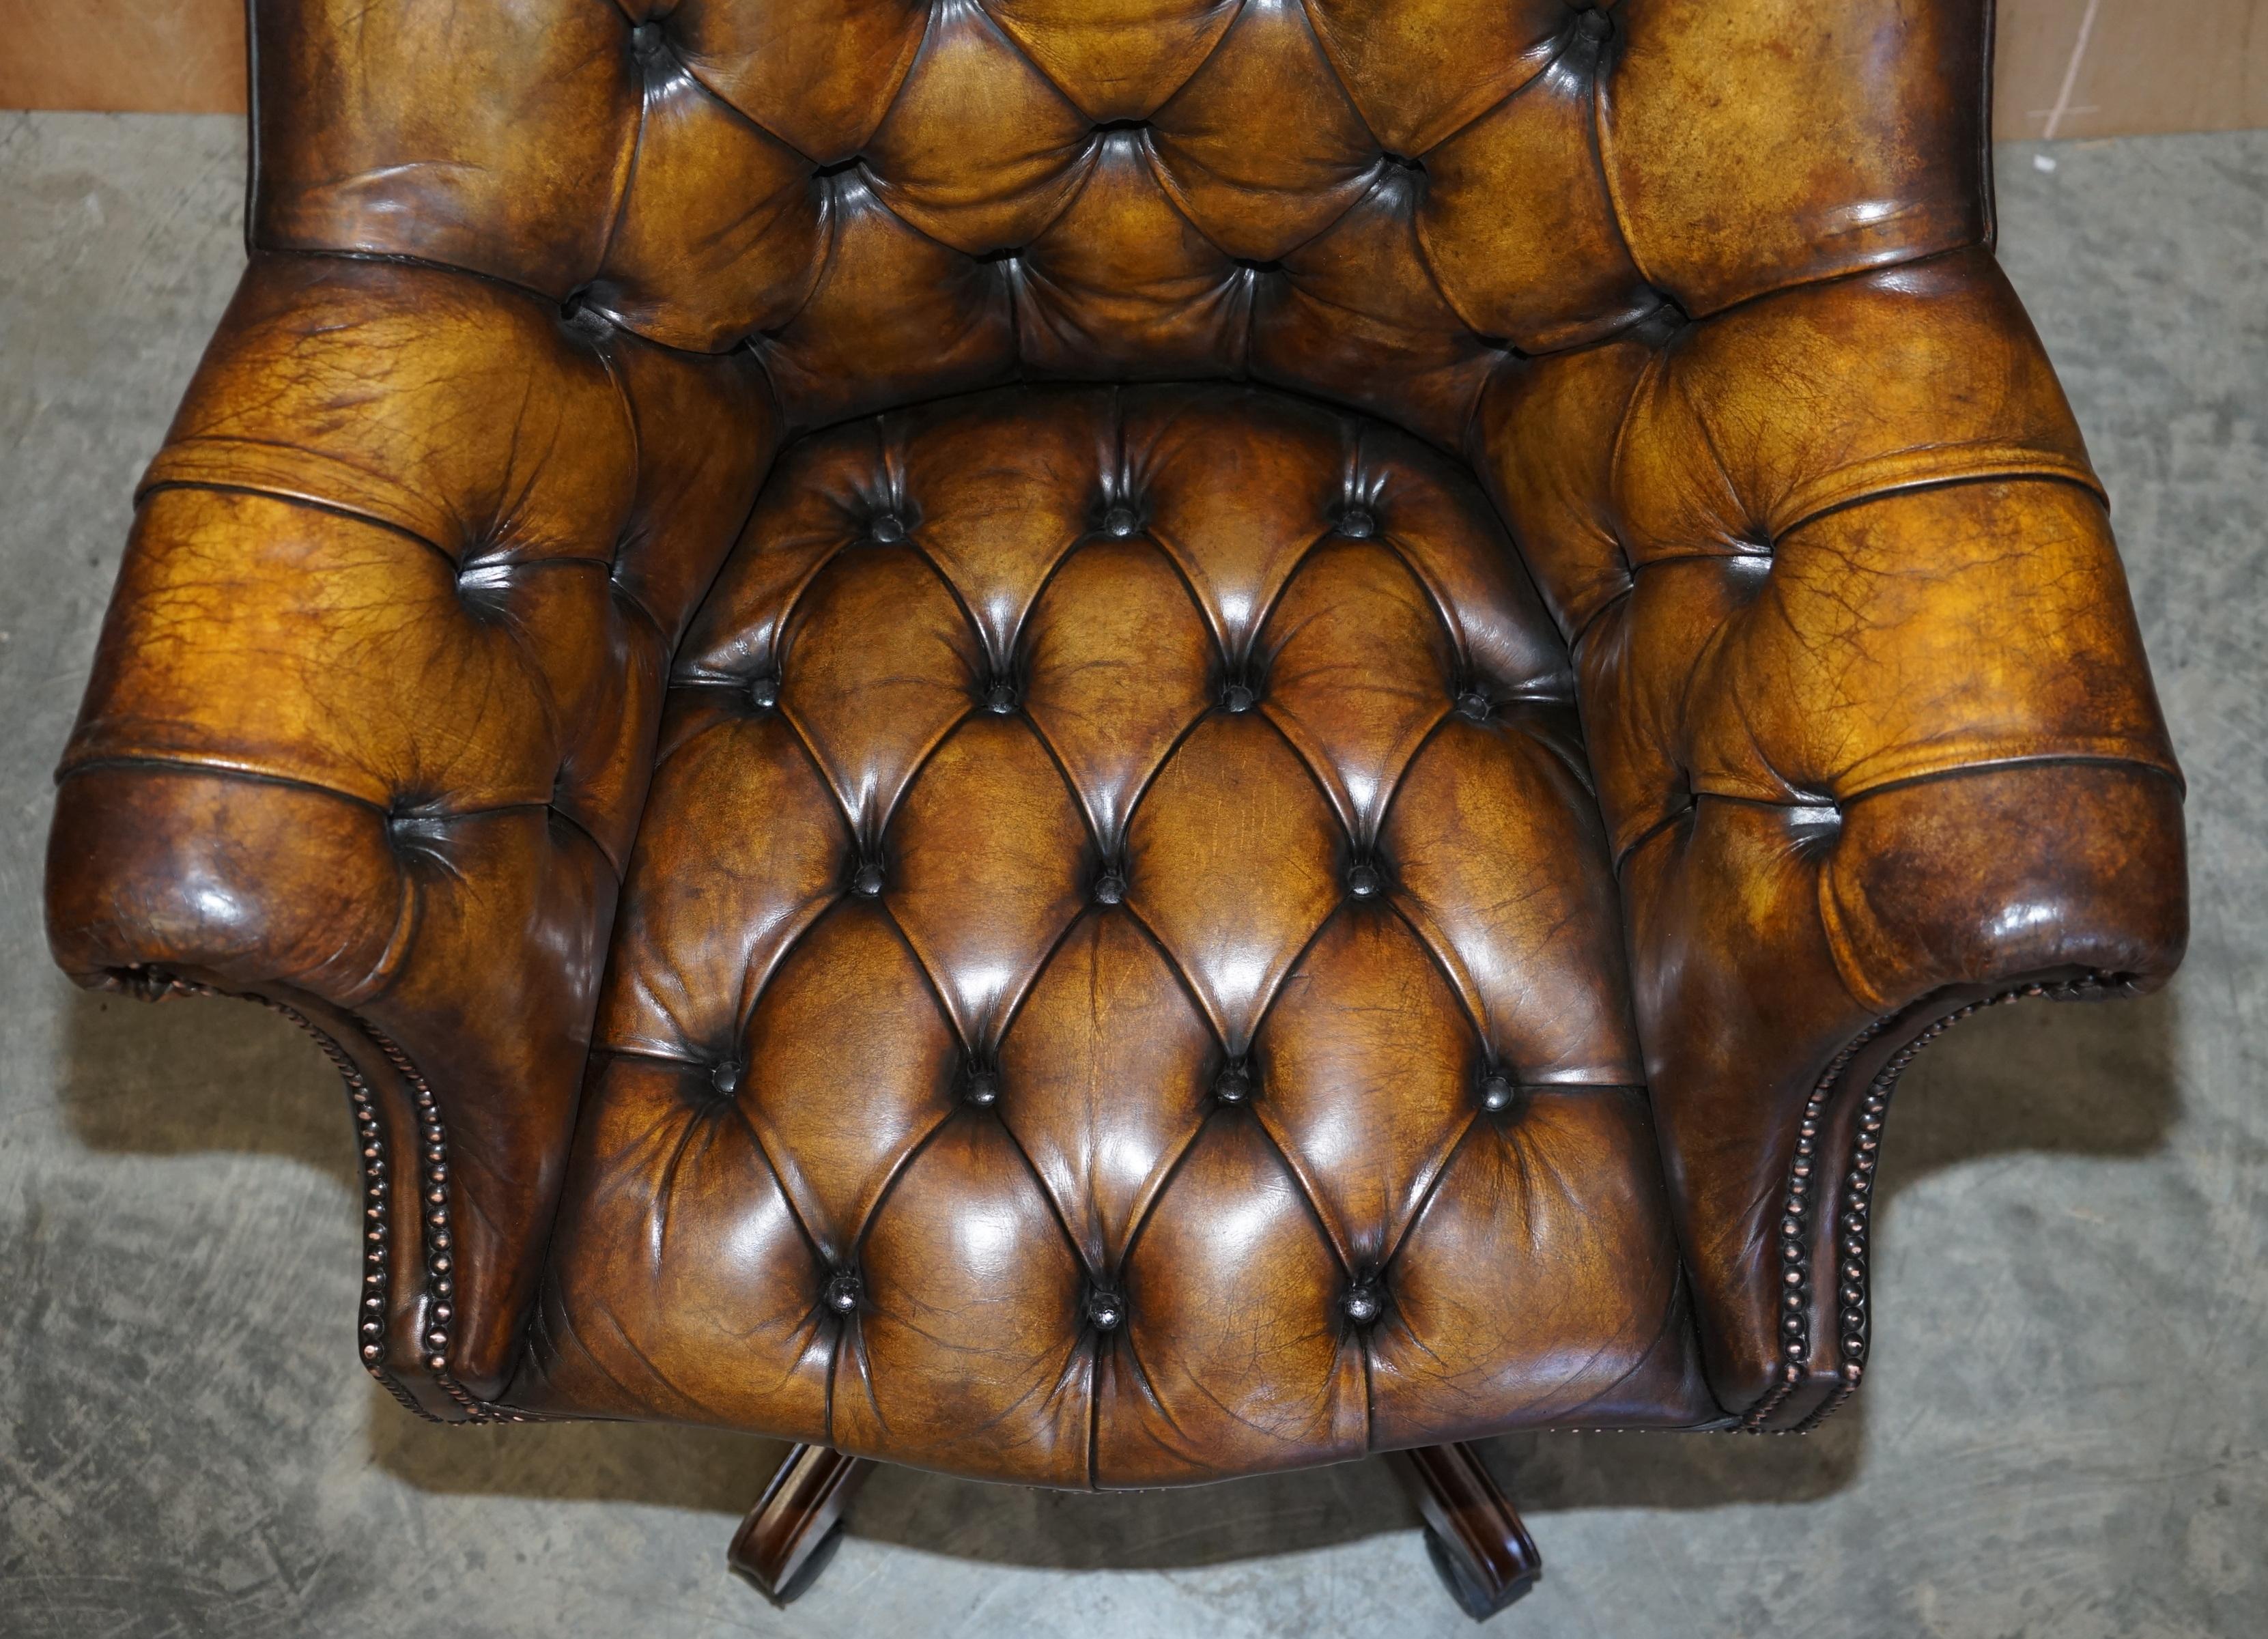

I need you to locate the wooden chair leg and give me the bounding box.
[727,1444,875,1606]
[1388,1443,1542,1621]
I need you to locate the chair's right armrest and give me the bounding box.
[47,249,776,1416]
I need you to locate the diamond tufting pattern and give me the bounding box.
[45,0,2188,1452]
[523,384,1706,1483]
[244,0,1998,444]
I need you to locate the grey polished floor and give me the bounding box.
[1,113,2261,1639]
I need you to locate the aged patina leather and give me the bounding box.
[48,0,2185,1474]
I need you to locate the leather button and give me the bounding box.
[1222,681,1256,714]
[960,1066,1000,1109]
[984,679,1017,715]
[629,20,666,59]
[1347,861,1382,898]
[869,513,905,544]
[1456,689,1491,722]
[1342,1280,1383,1326]
[1093,868,1126,906]
[1086,1289,1125,1332]
[850,858,885,897]
[711,1061,741,1098]
[384,810,449,860]
[1479,1070,1515,1113]
[823,1270,862,1315]
[556,289,611,339]
[1103,505,1138,538]
[1213,1059,1253,1104]
[748,674,780,711]
[1576,7,1614,40]
[1336,507,1376,539]
[455,560,516,610]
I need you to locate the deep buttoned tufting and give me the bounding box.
[241,0,1998,450]
[45,0,2187,1451]
[521,385,1710,1485]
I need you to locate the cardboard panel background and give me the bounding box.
[0,2,2263,139]
[0,0,247,115]
[1998,0,2268,138]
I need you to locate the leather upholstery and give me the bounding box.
[51,252,777,1411]
[46,0,2186,1457]
[518,384,1712,1483]
[247,0,1991,446]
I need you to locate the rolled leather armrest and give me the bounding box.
[46,251,776,1414]
[1474,245,2188,1425]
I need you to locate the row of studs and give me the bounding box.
[1785,977,2109,1434]
[263,994,440,1425]
[1747,973,2111,1434]
[1740,1015,1888,1432]
[359,1024,538,1425]
[102,967,435,1421]
[105,965,544,1425]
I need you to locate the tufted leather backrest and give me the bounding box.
[250,0,1991,448]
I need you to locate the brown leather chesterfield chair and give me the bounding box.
[46,0,2187,1619]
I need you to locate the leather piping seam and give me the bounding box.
[130,478,451,558]
[253,244,569,317]
[1739,971,2113,1433]
[240,0,259,257]
[57,754,627,885]
[1774,464,2107,539]
[131,473,677,653]
[1979,0,2002,251]
[1833,752,2187,808]
[1611,753,2185,879]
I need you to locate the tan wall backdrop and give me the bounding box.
[0,0,2263,139]
[0,0,247,115]
[1996,0,2268,138]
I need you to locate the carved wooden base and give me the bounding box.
[727,1444,875,1605]
[1389,1443,1543,1621]
[731,1440,1534,1615]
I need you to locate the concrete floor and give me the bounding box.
[0,112,2261,1638]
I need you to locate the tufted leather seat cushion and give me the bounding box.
[519,384,1712,1484]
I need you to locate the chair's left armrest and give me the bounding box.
[1475,246,2189,1427]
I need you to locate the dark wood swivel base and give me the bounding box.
[1387,1443,1544,1620]
[727,1444,875,1606]
[731,1440,1538,1618]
